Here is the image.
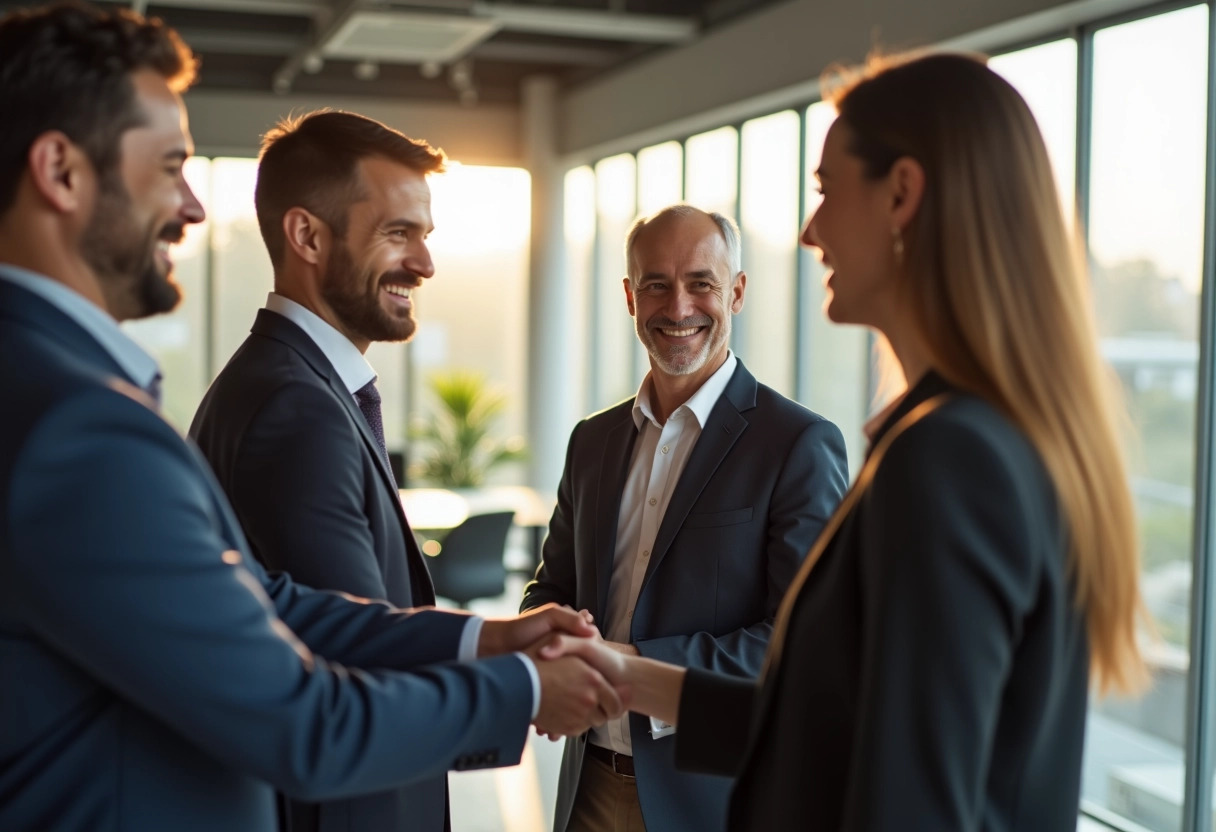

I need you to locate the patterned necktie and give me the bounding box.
[354,379,394,477]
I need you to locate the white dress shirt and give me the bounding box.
[592,351,738,755]
[262,293,540,715]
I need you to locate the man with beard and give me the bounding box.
[0,6,626,831]
[520,204,849,832]
[189,110,457,832]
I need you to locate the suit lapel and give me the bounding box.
[250,311,435,601]
[641,363,754,590]
[594,409,639,618]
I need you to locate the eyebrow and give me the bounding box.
[382,218,433,234]
[164,149,189,163]
[638,269,719,283]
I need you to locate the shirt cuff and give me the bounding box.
[458,616,484,662]
[515,652,542,720]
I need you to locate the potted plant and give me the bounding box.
[408,370,527,488]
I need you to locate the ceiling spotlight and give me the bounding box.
[302,51,324,74]
[459,88,479,107]
[272,76,291,95]
[420,61,441,80]
[353,60,380,81]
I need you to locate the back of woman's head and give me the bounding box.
[831,52,1147,694]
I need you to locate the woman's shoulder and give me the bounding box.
[876,391,1058,521]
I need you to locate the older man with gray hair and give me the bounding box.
[522,203,849,832]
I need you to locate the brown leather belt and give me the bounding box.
[586,743,635,777]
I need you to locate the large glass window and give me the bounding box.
[989,39,1079,223]
[799,102,869,474]
[636,140,683,216]
[739,110,800,397]
[685,126,739,221]
[1080,7,1208,830]
[563,166,597,416]
[593,153,639,409]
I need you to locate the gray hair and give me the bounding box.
[624,203,742,283]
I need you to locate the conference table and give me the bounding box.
[399,485,555,573]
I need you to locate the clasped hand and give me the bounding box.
[477,604,632,739]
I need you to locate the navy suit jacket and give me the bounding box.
[521,361,848,832]
[191,309,445,832]
[0,278,533,832]
[676,373,1088,831]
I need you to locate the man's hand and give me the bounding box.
[478,603,597,658]
[538,633,631,687]
[602,641,639,657]
[533,655,629,738]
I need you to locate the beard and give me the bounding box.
[638,312,731,377]
[80,172,182,321]
[321,239,418,344]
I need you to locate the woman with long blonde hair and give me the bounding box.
[542,52,1148,830]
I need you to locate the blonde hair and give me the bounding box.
[830,52,1147,693]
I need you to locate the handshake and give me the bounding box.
[476,604,635,739]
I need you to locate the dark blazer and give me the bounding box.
[191,308,443,832]
[521,360,848,832]
[676,372,1088,832]
[0,278,533,832]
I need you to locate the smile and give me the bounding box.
[384,285,411,299]
[658,326,702,337]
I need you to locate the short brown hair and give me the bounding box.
[0,1,196,216]
[254,110,446,267]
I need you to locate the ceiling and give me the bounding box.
[0,0,786,104]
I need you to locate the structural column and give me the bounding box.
[522,75,574,494]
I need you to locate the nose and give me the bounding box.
[180,177,206,225]
[409,241,435,281]
[799,210,819,249]
[666,282,697,321]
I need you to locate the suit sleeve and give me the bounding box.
[673,667,758,777]
[227,380,390,603]
[839,417,1041,830]
[6,389,532,800]
[635,418,849,675]
[519,422,581,611]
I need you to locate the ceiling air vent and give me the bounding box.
[323,11,502,64]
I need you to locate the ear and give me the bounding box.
[282,207,327,266]
[729,271,747,314]
[623,276,636,317]
[26,131,93,215]
[887,156,925,231]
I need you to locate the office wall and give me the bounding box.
[184,89,522,166]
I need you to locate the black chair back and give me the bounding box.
[425,511,515,608]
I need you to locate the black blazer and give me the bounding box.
[191,309,443,832]
[522,360,849,832]
[676,372,1088,831]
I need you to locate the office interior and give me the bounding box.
[7,0,1213,829]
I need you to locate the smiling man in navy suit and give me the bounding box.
[0,6,623,831]
[190,111,460,832]
[521,205,849,832]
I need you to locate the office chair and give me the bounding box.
[425,511,515,608]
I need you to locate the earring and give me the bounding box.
[891,227,904,265]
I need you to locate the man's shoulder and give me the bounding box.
[747,381,831,430]
[579,396,637,429]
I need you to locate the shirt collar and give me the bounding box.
[632,351,738,430]
[265,293,376,395]
[0,263,161,390]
